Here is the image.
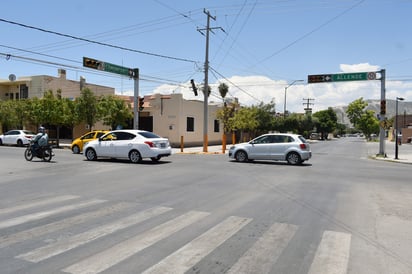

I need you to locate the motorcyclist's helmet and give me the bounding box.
[38,126,45,133]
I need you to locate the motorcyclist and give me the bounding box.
[32,126,49,155]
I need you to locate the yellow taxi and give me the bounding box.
[71,130,108,154]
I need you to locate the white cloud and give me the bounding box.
[340,63,380,73]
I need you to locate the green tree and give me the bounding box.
[0,100,20,131]
[313,108,338,139]
[231,106,259,141]
[75,88,100,130]
[346,97,368,128]
[356,110,380,139]
[99,95,133,129]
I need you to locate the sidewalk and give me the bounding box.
[172,145,227,155]
[368,140,412,164]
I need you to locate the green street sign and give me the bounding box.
[83,57,137,78]
[308,71,376,83]
[104,62,133,77]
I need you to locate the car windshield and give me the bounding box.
[23,130,35,135]
[138,131,161,139]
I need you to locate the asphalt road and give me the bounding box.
[0,138,411,274]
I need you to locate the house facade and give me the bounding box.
[1,69,224,146]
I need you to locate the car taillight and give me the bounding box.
[144,141,154,147]
[300,143,307,149]
[26,135,33,139]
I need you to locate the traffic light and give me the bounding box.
[83,57,101,70]
[139,96,144,111]
[380,99,386,115]
[190,79,198,96]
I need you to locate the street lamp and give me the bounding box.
[284,80,304,117]
[395,97,405,159]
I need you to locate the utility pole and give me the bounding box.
[198,9,223,152]
[303,98,314,114]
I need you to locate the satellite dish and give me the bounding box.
[9,74,16,81]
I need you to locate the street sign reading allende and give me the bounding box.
[308,72,376,83]
[83,57,137,78]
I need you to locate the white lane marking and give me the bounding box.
[227,222,298,274]
[62,210,210,274]
[142,216,252,274]
[308,230,351,274]
[0,202,133,248]
[0,199,105,229]
[16,206,172,263]
[0,195,79,215]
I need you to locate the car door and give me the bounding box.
[4,130,18,145]
[248,135,273,160]
[96,133,116,157]
[271,135,290,160]
[112,132,136,158]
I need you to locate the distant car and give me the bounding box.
[0,130,36,146]
[228,133,311,165]
[83,129,172,163]
[71,130,108,154]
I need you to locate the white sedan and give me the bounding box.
[83,129,172,163]
[0,130,36,146]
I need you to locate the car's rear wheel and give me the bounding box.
[17,139,23,147]
[235,150,248,162]
[85,148,97,161]
[129,150,142,163]
[72,145,80,154]
[286,152,302,165]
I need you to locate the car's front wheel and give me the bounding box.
[235,150,248,162]
[85,148,97,161]
[129,150,142,163]
[286,152,302,165]
[72,145,80,154]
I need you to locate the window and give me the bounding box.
[214,120,220,132]
[187,117,194,132]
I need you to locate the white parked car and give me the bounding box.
[83,129,172,163]
[229,133,311,165]
[0,130,36,146]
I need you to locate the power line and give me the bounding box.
[0,18,198,64]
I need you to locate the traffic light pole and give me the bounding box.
[378,69,386,157]
[133,69,140,129]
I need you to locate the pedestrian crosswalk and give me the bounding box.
[0,195,352,274]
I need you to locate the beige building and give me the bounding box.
[139,93,223,147]
[1,69,224,146]
[0,69,114,101]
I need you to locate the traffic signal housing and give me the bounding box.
[139,96,144,111]
[190,79,198,96]
[380,99,386,115]
[83,57,101,70]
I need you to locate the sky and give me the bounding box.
[1,0,412,113]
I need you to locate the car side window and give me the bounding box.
[96,132,105,138]
[83,133,94,139]
[102,133,116,141]
[114,132,135,140]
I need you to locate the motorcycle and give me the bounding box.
[24,142,53,162]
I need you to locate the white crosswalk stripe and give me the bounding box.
[0,195,79,216]
[226,222,298,274]
[0,202,133,248]
[0,196,354,274]
[141,216,252,274]
[0,199,105,229]
[308,230,352,274]
[62,210,210,274]
[16,206,173,263]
